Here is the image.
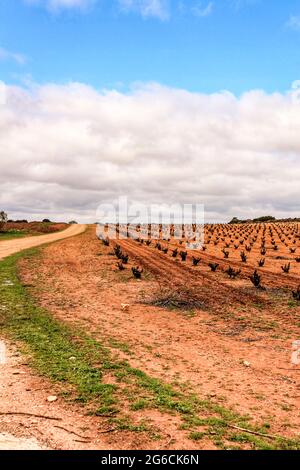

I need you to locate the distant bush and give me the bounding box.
[0,211,8,231]
[229,217,241,225]
[229,215,276,224]
[253,216,276,223]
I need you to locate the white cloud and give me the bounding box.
[287,15,300,31]
[192,2,213,18]
[25,0,169,18]
[49,0,93,8]
[0,47,27,65]
[1,80,300,222]
[23,0,262,17]
[24,0,95,11]
[118,0,170,20]
[230,0,260,9]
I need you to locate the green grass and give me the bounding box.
[189,431,206,441]
[0,223,68,241]
[0,250,119,414]
[0,230,31,240]
[108,337,133,355]
[0,248,300,449]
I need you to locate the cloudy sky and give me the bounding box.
[1,0,300,222]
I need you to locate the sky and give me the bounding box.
[1,0,300,222]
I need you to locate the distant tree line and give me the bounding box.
[1,212,78,230]
[7,219,28,223]
[229,215,299,224]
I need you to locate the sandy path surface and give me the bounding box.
[0,342,114,450]
[0,224,86,260]
[0,223,94,450]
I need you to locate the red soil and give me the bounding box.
[17,226,300,449]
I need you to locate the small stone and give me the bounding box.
[47,395,58,402]
[243,361,251,367]
[121,303,130,311]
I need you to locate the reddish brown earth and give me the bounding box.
[0,341,117,450]
[1,338,193,450]
[17,226,300,448]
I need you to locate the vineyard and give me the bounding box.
[99,222,300,304]
[11,223,300,449]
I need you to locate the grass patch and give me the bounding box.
[108,337,133,355]
[189,431,206,441]
[130,398,150,411]
[112,417,149,432]
[0,230,31,241]
[0,248,300,449]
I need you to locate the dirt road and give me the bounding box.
[0,224,86,260]
[0,224,91,450]
[0,341,112,451]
